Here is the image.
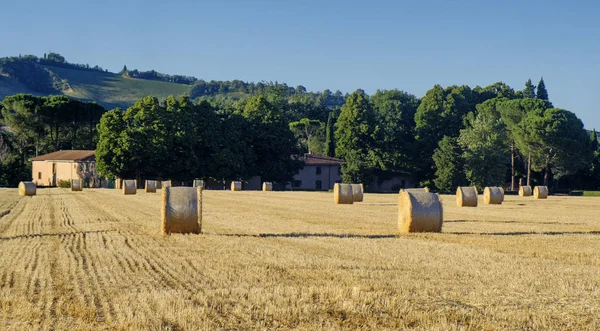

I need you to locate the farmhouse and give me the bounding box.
[288,154,343,190]
[30,150,99,187]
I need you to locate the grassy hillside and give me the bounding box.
[0,75,40,99]
[40,65,192,110]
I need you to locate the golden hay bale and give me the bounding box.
[351,184,364,202]
[145,180,157,193]
[334,183,354,204]
[18,181,36,196]
[483,186,504,205]
[161,180,172,189]
[400,187,430,193]
[398,191,443,233]
[262,182,273,191]
[123,179,137,195]
[456,186,478,207]
[162,187,202,235]
[71,179,83,192]
[534,186,548,199]
[231,181,242,191]
[519,185,532,197]
[193,179,204,188]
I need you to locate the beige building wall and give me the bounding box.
[32,161,87,187]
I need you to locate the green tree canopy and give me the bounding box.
[335,90,377,183]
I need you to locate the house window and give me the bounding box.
[293,180,302,188]
[315,180,322,190]
[38,172,42,180]
[316,167,322,175]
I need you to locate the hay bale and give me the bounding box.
[231,181,242,191]
[334,183,354,204]
[262,182,273,191]
[71,178,83,192]
[145,180,157,193]
[123,179,137,195]
[162,187,202,235]
[193,179,204,188]
[456,186,478,207]
[400,187,430,193]
[18,181,36,196]
[162,180,172,189]
[519,185,532,197]
[534,186,548,199]
[483,186,504,205]
[351,183,364,202]
[398,191,443,233]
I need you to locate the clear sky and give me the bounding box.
[1,0,599,128]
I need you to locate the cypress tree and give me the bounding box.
[537,77,549,101]
[523,79,536,98]
[325,112,335,157]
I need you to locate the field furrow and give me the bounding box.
[0,188,599,329]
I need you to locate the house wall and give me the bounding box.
[289,164,342,190]
[31,160,97,187]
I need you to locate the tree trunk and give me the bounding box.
[527,152,531,186]
[510,143,515,191]
[544,154,551,187]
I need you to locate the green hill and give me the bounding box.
[0,75,40,98]
[40,65,192,110]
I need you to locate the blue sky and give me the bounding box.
[1,0,599,128]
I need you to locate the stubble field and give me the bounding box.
[0,188,599,330]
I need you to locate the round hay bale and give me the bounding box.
[456,186,478,207]
[351,184,364,202]
[519,185,532,197]
[334,183,354,204]
[161,180,172,189]
[534,186,548,199]
[400,187,430,193]
[123,179,137,195]
[71,179,83,192]
[145,180,157,193]
[193,179,204,188]
[18,181,36,196]
[231,181,242,191]
[262,182,273,191]
[483,187,503,205]
[398,191,443,233]
[162,187,202,235]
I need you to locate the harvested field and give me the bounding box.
[0,188,599,330]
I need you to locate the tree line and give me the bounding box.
[1,76,597,192]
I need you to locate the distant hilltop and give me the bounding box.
[0,52,346,111]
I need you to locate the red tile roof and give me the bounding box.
[301,154,343,166]
[30,150,96,162]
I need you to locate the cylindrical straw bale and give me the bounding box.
[145,180,157,193]
[231,181,242,191]
[18,181,36,196]
[398,191,443,233]
[483,187,504,204]
[400,187,431,193]
[519,185,532,197]
[534,186,548,199]
[123,179,136,195]
[71,179,82,192]
[162,180,172,189]
[193,179,204,188]
[162,187,202,235]
[262,182,273,191]
[334,183,354,204]
[351,184,364,202]
[456,186,478,207]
